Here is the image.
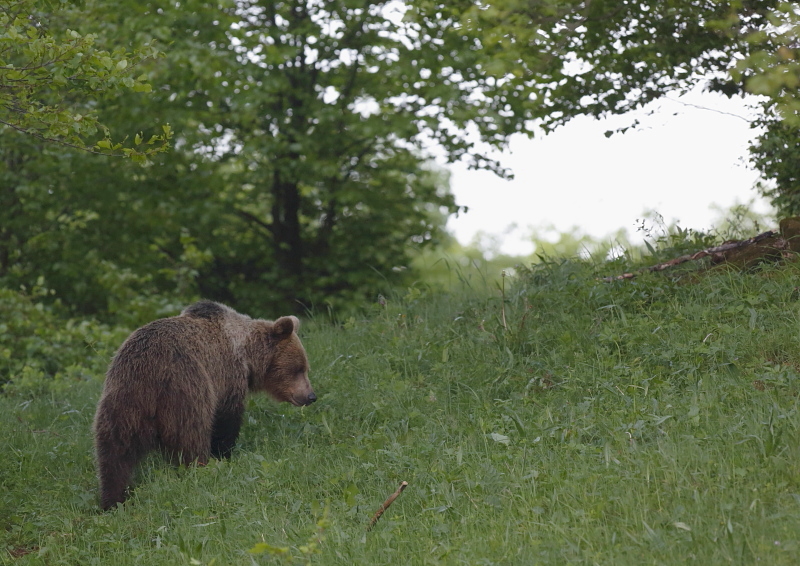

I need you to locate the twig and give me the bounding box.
[664,95,752,123]
[367,481,408,531]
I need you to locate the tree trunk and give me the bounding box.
[270,170,304,292]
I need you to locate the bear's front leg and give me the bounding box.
[210,402,244,459]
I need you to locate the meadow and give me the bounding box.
[3,256,800,564]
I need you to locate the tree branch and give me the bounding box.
[231,207,273,241]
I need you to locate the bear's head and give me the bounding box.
[249,316,316,406]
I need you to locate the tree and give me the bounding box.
[13,0,796,318]
[734,2,800,127]
[452,0,800,212]
[0,0,170,159]
[0,1,486,314]
[1,0,552,317]
[178,0,484,310]
[737,2,800,214]
[451,0,779,126]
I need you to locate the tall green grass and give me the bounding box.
[3,258,800,564]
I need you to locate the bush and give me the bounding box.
[0,288,128,395]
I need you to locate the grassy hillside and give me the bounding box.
[3,258,800,564]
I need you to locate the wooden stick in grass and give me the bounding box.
[367,481,408,531]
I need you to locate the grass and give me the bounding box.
[3,257,800,564]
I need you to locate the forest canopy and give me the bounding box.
[1,0,797,321]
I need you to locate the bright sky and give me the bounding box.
[445,90,774,257]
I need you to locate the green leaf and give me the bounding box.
[0,0,165,156]
[489,432,510,445]
[248,543,290,555]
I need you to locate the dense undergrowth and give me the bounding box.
[3,249,800,564]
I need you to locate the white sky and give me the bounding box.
[445,89,774,256]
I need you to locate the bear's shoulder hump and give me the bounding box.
[181,300,228,320]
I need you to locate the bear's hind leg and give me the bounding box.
[96,441,141,511]
[155,393,213,467]
[210,403,244,459]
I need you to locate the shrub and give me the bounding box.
[0,288,128,395]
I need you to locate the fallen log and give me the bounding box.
[605,217,800,282]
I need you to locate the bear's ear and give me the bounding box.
[272,316,300,339]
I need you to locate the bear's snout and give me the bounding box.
[286,372,316,406]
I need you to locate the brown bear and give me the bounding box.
[92,300,315,510]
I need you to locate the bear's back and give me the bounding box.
[182,300,231,321]
[106,308,242,389]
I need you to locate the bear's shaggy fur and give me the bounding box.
[93,300,315,510]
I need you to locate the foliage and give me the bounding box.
[0,0,171,160]
[411,225,633,294]
[4,257,800,563]
[734,1,800,126]
[3,0,796,317]
[526,226,629,261]
[249,505,331,564]
[739,2,800,215]
[709,200,775,240]
[453,0,800,214]
[455,0,778,128]
[0,0,180,322]
[0,126,207,322]
[751,116,800,214]
[0,287,126,393]
[3,0,527,316]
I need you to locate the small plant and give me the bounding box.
[249,506,331,565]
